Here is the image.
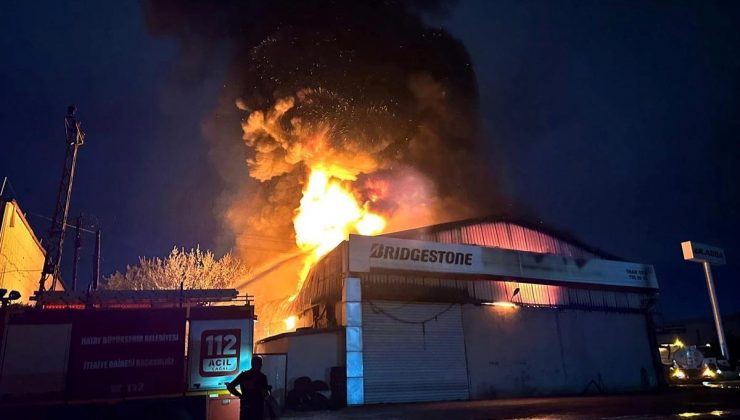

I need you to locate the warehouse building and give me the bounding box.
[256,217,661,405]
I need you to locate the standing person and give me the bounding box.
[227,356,270,420]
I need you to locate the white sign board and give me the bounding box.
[681,241,725,265]
[349,234,659,290]
[187,318,253,391]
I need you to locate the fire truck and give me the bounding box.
[0,289,266,419]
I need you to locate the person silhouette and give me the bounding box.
[64,105,84,145]
[227,356,270,420]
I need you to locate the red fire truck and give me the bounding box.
[0,289,267,419]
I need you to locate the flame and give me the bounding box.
[291,165,386,300]
[284,315,297,330]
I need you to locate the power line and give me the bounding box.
[0,268,42,275]
[239,234,296,244]
[239,244,297,253]
[1,176,97,234]
[0,177,19,201]
[26,212,97,234]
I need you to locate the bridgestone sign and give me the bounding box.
[370,243,474,266]
[349,234,658,290]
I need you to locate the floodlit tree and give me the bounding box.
[105,246,250,290]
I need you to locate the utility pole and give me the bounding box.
[72,215,82,291]
[38,106,86,293]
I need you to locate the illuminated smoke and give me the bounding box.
[145,1,506,311]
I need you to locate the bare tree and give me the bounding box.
[105,246,250,290]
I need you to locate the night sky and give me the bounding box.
[1,1,738,322]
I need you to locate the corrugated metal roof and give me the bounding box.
[384,215,618,260]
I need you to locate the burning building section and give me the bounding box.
[146,0,504,337]
[145,1,663,407]
[239,93,388,300]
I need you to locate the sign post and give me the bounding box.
[681,241,729,360]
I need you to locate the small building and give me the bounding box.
[256,217,661,405]
[0,199,49,303]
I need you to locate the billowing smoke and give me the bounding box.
[145,0,505,306]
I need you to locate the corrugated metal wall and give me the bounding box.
[362,273,648,312]
[405,222,600,259]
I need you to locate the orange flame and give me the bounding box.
[290,165,386,300]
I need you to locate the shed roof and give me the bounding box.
[383,214,620,261]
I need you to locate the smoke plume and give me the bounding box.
[145,0,504,303]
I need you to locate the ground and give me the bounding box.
[3,387,740,419]
[281,388,740,419]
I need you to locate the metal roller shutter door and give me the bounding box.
[363,301,469,403]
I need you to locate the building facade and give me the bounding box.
[258,218,661,405]
[0,200,48,303]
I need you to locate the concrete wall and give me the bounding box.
[463,304,657,398]
[256,329,344,390]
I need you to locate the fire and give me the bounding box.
[284,315,297,330]
[291,165,386,299]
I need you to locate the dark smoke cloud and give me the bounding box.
[145,0,505,275]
